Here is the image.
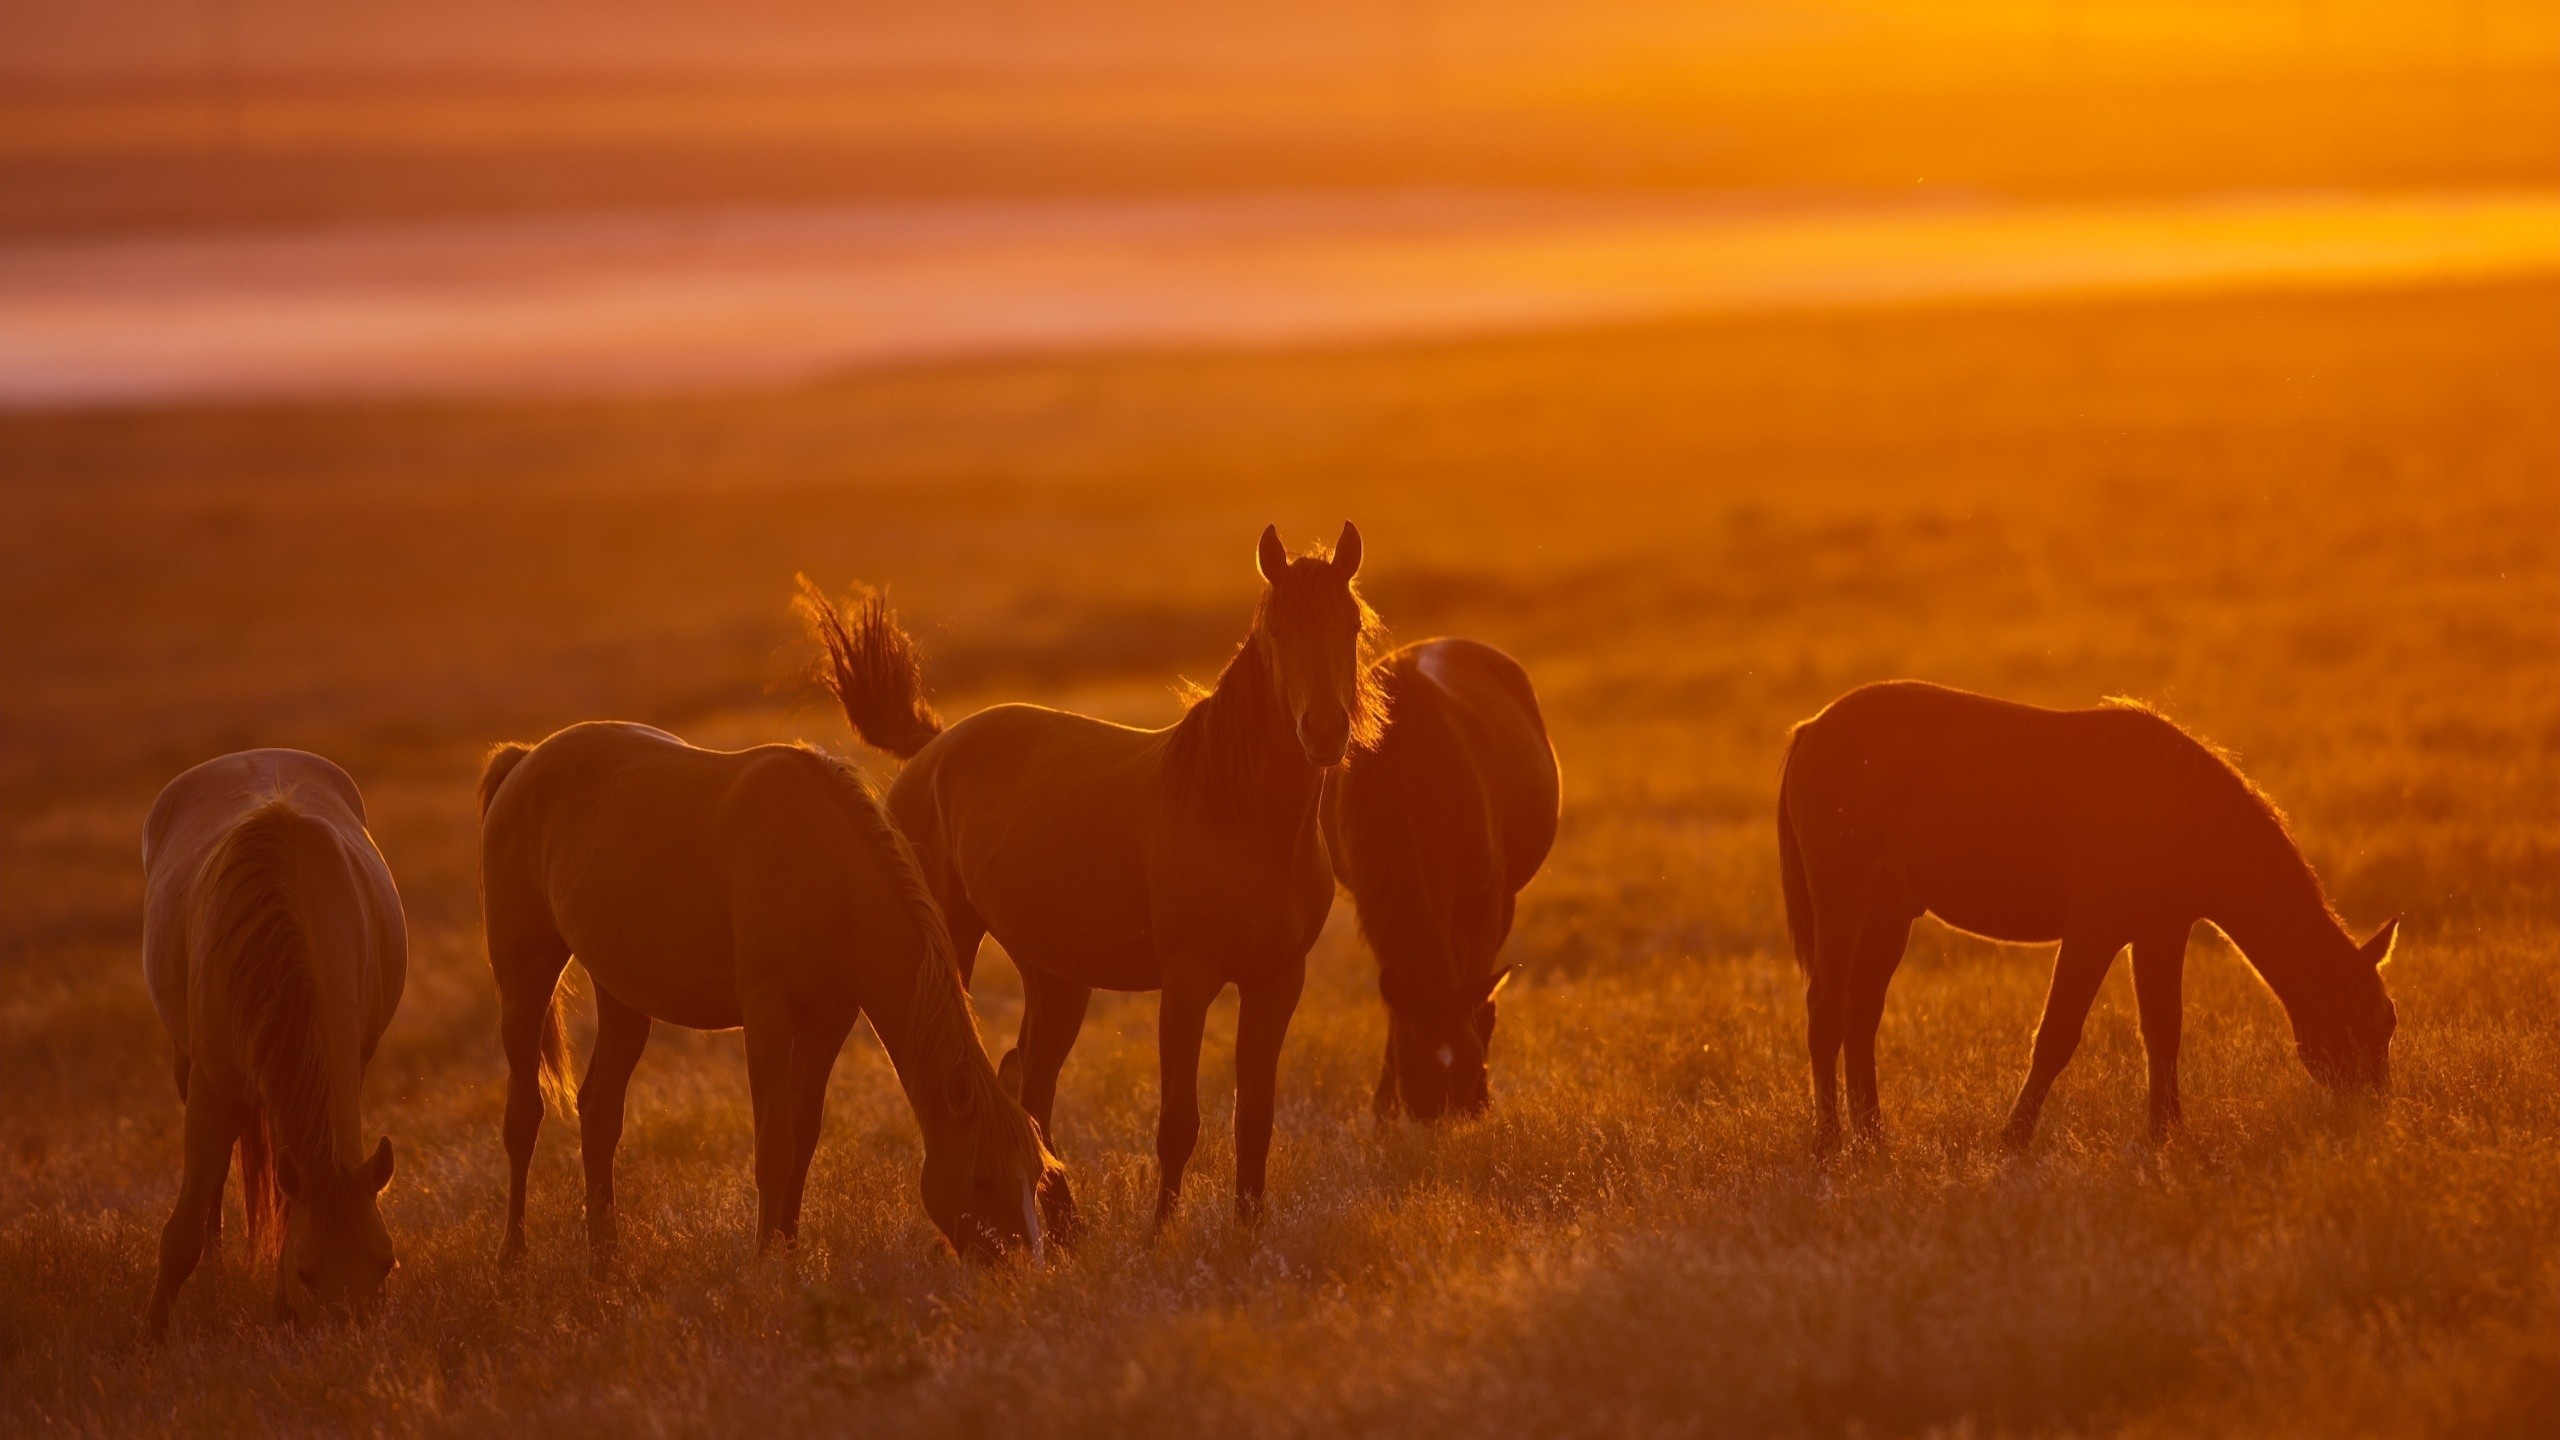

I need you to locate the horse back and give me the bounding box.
[1402,639,1559,894]
[1782,681,2239,941]
[142,749,404,1065]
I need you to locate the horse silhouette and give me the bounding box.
[477,721,1063,1268]
[802,522,1382,1224]
[1324,638,1558,1121]
[141,750,404,1340]
[1778,681,2397,1152]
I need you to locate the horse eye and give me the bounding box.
[296,1265,320,1289]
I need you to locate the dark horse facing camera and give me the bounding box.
[1778,680,2398,1155]
[1326,638,1561,1122]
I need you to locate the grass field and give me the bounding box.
[3,277,2557,1435]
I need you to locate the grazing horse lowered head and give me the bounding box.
[477,722,1065,1271]
[141,750,406,1341]
[1324,638,1560,1121]
[802,521,1383,1225]
[1777,680,2398,1155]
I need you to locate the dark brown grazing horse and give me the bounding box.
[1778,681,2397,1153]
[803,523,1382,1223]
[1322,638,1559,1121]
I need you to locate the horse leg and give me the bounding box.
[2002,930,2125,1150]
[781,1012,856,1242]
[1372,1042,1402,1124]
[2132,926,2190,1143]
[1843,906,1915,1141]
[1152,968,1221,1231]
[1014,968,1091,1139]
[942,887,988,991]
[741,1006,800,1253]
[490,908,571,1269]
[1804,879,1866,1158]
[145,1074,249,1342]
[577,987,653,1277]
[1232,957,1307,1222]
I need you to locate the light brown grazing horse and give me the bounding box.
[802,523,1382,1224]
[477,721,1065,1270]
[1778,680,2398,1153]
[141,750,405,1341]
[1322,638,1559,1121]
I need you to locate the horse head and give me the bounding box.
[275,1136,396,1324]
[2296,917,2399,1092]
[1254,522,1380,769]
[918,1062,1073,1263]
[1383,967,1511,1121]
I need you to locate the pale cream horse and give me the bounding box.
[141,749,404,1341]
[477,721,1065,1270]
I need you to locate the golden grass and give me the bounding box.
[2,279,2556,1435]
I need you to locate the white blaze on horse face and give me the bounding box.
[1436,1044,1455,1069]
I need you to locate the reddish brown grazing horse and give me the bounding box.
[141,750,404,1341]
[477,722,1063,1269]
[803,523,1382,1224]
[1322,638,1559,1121]
[1778,681,2398,1153]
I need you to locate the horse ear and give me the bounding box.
[1257,524,1287,582]
[1334,521,1362,579]
[277,1151,303,1201]
[2361,916,2401,969]
[368,1137,395,1194]
[996,1048,1024,1101]
[944,1064,978,1119]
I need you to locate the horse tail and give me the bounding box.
[236,1104,282,1260]
[796,575,945,761]
[476,741,574,1114]
[1777,727,1816,977]
[535,972,577,1119]
[477,742,533,818]
[192,799,328,1261]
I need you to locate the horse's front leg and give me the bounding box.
[1152,967,1221,1231]
[2132,926,2190,1143]
[2001,930,2125,1150]
[145,1074,249,1342]
[740,1004,800,1253]
[1232,957,1308,1221]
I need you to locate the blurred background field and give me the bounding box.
[2,3,2557,1437]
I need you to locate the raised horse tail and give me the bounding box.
[477,742,534,818]
[796,575,945,761]
[193,799,325,1261]
[1777,728,1816,977]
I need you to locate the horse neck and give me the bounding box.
[1172,631,1323,830]
[857,890,983,1136]
[2206,823,2352,1015]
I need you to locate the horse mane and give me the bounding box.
[1168,546,1388,818]
[798,748,1060,1178]
[190,796,338,1258]
[2100,696,2342,925]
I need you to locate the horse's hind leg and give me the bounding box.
[1803,877,1868,1158]
[578,987,653,1276]
[490,910,571,1268]
[1013,967,1092,1139]
[1843,904,1915,1141]
[2001,929,2125,1150]
[2132,926,2190,1142]
[144,1075,250,1342]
